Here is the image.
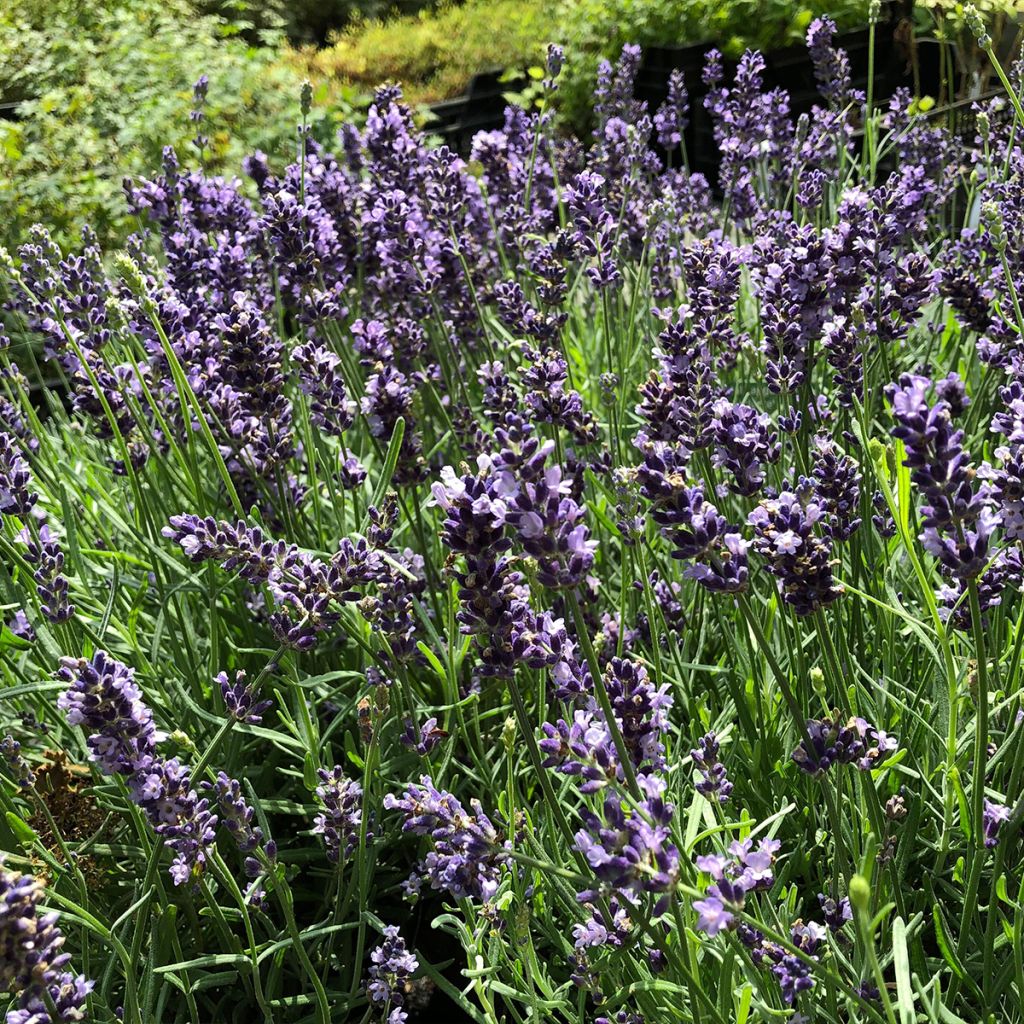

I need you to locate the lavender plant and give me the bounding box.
[2,10,1024,1023]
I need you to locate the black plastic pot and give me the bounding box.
[425,69,526,153]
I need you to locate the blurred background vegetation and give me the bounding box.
[4,0,1024,253]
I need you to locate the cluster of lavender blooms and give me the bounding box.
[6,10,1024,1023]
[1,736,35,790]
[791,712,898,776]
[0,431,74,624]
[56,651,272,885]
[1,863,92,1023]
[384,777,508,902]
[217,669,273,724]
[887,371,1024,627]
[694,839,834,1004]
[163,515,385,651]
[365,926,419,1024]
[691,731,732,804]
[312,765,366,863]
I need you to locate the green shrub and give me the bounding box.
[0,0,345,251]
[270,0,437,45]
[294,0,550,107]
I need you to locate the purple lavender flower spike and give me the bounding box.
[58,652,217,885]
[818,893,852,931]
[0,863,93,1021]
[654,69,689,151]
[217,669,273,725]
[636,458,748,594]
[506,462,597,589]
[384,776,506,901]
[888,373,996,581]
[203,772,264,855]
[694,835,780,937]
[691,732,732,804]
[313,765,365,863]
[711,399,780,496]
[812,437,862,542]
[749,490,843,615]
[131,757,219,886]
[791,712,897,776]
[1,736,35,790]
[366,925,418,1024]
[401,717,447,756]
[574,774,680,901]
[807,16,856,107]
[292,340,355,437]
[0,433,38,519]
[57,651,160,775]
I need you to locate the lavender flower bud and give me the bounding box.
[691,732,732,804]
[313,766,365,863]
[1,736,35,790]
[366,925,418,1024]
[0,863,92,1018]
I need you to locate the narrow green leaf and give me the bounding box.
[892,916,915,1024]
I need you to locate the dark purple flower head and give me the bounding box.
[401,716,447,756]
[1,736,35,790]
[540,710,619,793]
[807,16,856,106]
[5,969,94,1024]
[57,651,160,775]
[506,463,597,588]
[887,373,996,579]
[791,712,897,776]
[313,766,365,863]
[545,44,565,81]
[748,490,843,615]
[983,798,1010,848]
[292,341,355,437]
[130,757,219,886]
[19,524,75,625]
[163,515,294,583]
[0,433,37,519]
[0,863,91,1015]
[57,652,217,886]
[637,459,749,593]
[812,437,862,541]
[575,774,680,900]
[821,316,862,408]
[218,669,273,724]
[384,776,506,901]
[542,659,671,789]
[654,69,689,150]
[203,772,264,856]
[711,399,780,496]
[165,515,381,651]
[604,657,673,772]
[692,731,732,804]
[818,893,852,931]
[366,925,419,1023]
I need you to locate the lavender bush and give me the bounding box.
[2,7,1024,1022]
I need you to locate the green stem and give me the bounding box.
[567,589,641,799]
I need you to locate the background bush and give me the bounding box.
[269,0,438,45]
[292,0,550,107]
[0,0,347,252]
